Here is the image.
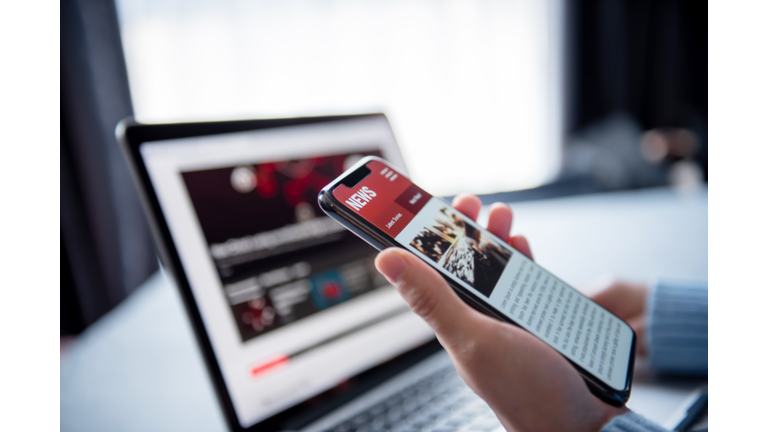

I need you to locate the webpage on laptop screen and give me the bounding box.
[141,121,434,428]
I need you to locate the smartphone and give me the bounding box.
[318,156,636,406]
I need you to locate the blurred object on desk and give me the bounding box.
[562,113,705,193]
[563,113,666,190]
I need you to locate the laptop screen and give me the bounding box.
[138,117,434,428]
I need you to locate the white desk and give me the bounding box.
[60,186,707,432]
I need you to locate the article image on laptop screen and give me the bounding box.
[181,152,387,342]
[140,119,434,428]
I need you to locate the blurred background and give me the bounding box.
[61,0,706,339]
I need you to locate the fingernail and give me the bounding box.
[376,250,408,284]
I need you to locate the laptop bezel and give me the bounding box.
[117,113,442,432]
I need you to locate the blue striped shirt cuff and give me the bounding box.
[646,280,708,375]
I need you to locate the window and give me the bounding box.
[117,0,563,196]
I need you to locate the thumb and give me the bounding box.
[375,248,482,348]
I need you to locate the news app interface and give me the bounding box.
[333,159,634,390]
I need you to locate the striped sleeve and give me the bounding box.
[645,280,708,375]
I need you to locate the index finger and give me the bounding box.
[451,194,482,222]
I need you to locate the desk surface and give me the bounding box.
[60,186,707,432]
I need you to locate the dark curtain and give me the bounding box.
[565,0,707,176]
[61,0,157,334]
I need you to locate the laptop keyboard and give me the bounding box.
[325,365,502,432]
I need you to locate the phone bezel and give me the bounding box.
[318,156,636,407]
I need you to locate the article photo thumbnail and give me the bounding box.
[410,206,512,296]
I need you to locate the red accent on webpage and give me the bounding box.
[250,354,290,379]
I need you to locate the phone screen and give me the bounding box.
[331,159,633,390]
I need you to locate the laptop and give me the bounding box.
[119,114,503,432]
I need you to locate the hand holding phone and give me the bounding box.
[376,246,629,432]
[319,157,636,430]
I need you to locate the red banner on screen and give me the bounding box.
[333,160,430,237]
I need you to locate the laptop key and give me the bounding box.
[445,416,473,427]
[369,415,387,431]
[401,397,419,414]
[387,406,405,423]
[351,412,369,426]
[329,421,353,432]
[385,395,402,408]
[369,403,386,416]
[402,386,418,399]
[416,389,433,404]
